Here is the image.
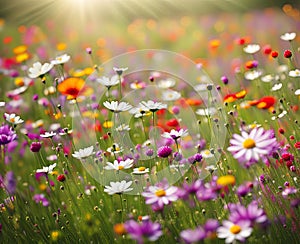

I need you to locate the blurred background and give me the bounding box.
[0,0,299,24]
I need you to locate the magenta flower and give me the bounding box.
[0,124,17,145]
[157,146,172,158]
[124,217,162,244]
[229,201,268,225]
[180,227,206,243]
[142,181,178,209]
[33,194,49,207]
[30,142,42,152]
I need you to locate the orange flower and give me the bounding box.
[57,77,85,100]
[248,96,276,110]
[224,90,247,103]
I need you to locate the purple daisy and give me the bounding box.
[229,201,268,225]
[227,127,278,165]
[142,181,178,209]
[0,124,17,145]
[124,217,162,244]
[180,227,206,243]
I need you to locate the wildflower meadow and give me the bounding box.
[0,1,299,243]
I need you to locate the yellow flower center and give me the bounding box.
[138,167,146,171]
[118,166,124,170]
[243,138,256,149]
[155,189,166,197]
[10,118,15,123]
[230,225,241,234]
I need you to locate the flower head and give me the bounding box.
[142,181,178,208]
[36,163,57,174]
[280,32,296,41]
[5,113,24,125]
[162,128,188,141]
[104,159,134,170]
[28,62,54,79]
[243,44,260,54]
[157,146,172,158]
[103,101,133,113]
[124,218,163,243]
[227,127,278,166]
[51,54,71,65]
[58,77,85,100]
[139,100,167,112]
[97,75,119,88]
[72,146,95,159]
[104,180,133,195]
[217,220,252,243]
[0,124,17,145]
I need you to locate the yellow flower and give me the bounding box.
[217,175,235,186]
[103,121,113,128]
[56,42,67,51]
[15,77,25,87]
[16,53,30,63]
[13,45,27,55]
[51,231,60,241]
[39,184,47,191]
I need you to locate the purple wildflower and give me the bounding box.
[229,201,268,225]
[30,141,42,152]
[0,124,17,145]
[142,181,178,209]
[4,171,16,195]
[33,194,49,207]
[157,146,172,158]
[124,217,162,244]
[180,227,206,243]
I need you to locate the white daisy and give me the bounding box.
[97,75,119,88]
[295,89,300,95]
[278,110,287,118]
[40,131,57,138]
[0,101,5,107]
[36,163,57,174]
[261,74,275,83]
[104,159,134,170]
[217,220,253,243]
[51,54,71,65]
[243,44,260,54]
[244,70,262,80]
[201,149,214,158]
[157,79,176,89]
[132,166,150,175]
[161,90,181,101]
[289,69,300,77]
[104,180,133,195]
[139,100,167,112]
[280,32,296,41]
[28,62,54,79]
[103,101,133,112]
[107,143,123,154]
[205,165,218,173]
[271,83,282,91]
[195,107,217,116]
[277,64,288,73]
[115,124,131,132]
[162,129,188,140]
[72,146,95,159]
[129,107,151,118]
[4,113,24,125]
[113,67,128,76]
